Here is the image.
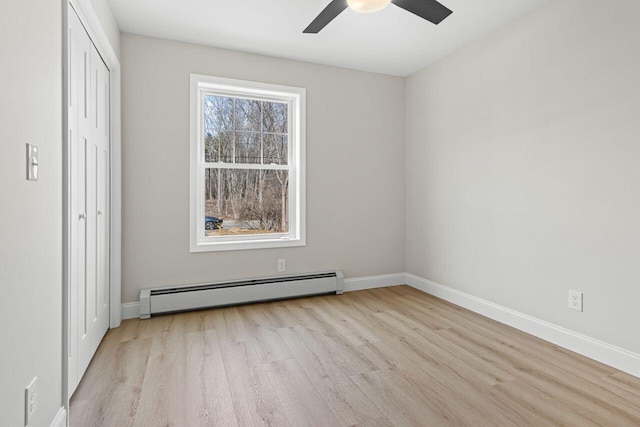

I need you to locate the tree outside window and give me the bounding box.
[203,96,289,235]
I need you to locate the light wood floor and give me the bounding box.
[70,286,640,426]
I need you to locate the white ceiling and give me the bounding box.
[108,0,544,76]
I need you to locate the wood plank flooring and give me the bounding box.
[70,286,640,426]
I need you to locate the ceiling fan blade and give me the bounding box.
[303,0,348,34]
[391,0,452,25]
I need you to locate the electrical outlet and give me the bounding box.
[568,290,583,312]
[277,259,286,272]
[25,377,37,425]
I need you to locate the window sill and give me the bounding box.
[190,236,306,253]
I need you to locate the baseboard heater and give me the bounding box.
[139,270,343,319]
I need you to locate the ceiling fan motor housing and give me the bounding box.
[347,0,391,13]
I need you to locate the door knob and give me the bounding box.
[79,213,86,220]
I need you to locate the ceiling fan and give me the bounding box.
[303,0,452,33]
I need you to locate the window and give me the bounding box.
[190,74,306,252]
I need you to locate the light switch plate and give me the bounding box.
[26,143,39,181]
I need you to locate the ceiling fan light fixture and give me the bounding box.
[347,0,391,13]
[303,0,452,34]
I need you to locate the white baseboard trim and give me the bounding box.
[50,407,66,427]
[343,273,405,292]
[121,302,140,320]
[120,273,405,321]
[405,273,640,378]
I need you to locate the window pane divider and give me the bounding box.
[203,162,290,171]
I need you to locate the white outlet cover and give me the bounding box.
[568,290,583,312]
[25,376,37,425]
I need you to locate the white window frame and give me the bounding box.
[190,74,306,252]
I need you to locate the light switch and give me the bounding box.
[27,143,38,181]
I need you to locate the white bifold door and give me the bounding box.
[68,5,110,396]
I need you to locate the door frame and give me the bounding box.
[62,0,121,416]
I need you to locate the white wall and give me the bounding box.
[0,0,63,425]
[406,0,640,354]
[120,34,406,303]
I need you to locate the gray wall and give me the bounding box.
[406,0,640,354]
[120,34,406,303]
[0,0,63,424]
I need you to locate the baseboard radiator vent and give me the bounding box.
[139,271,343,319]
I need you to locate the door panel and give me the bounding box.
[72,7,92,387]
[78,137,90,377]
[91,41,110,356]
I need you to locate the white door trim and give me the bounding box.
[63,0,121,420]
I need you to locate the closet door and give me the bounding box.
[89,40,110,357]
[68,4,110,396]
